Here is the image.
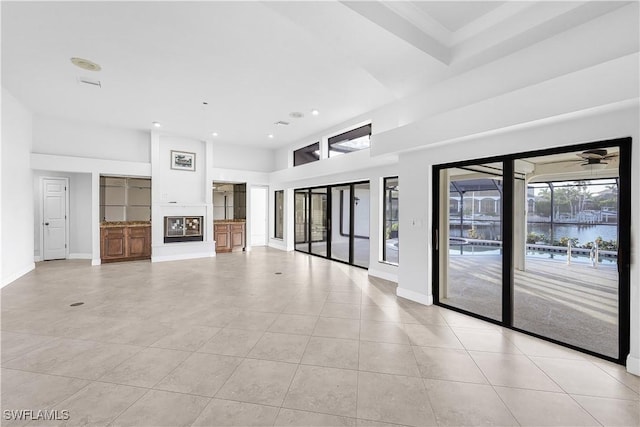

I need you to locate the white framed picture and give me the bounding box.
[171,150,196,171]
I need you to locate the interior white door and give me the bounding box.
[43,178,67,260]
[250,187,268,246]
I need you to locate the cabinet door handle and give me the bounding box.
[44,222,50,226]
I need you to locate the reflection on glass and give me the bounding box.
[383,177,399,264]
[295,190,309,252]
[331,186,351,263]
[514,150,620,358]
[311,188,328,257]
[275,190,284,239]
[353,183,370,268]
[441,166,503,321]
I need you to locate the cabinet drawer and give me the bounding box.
[103,227,125,237]
[128,226,149,237]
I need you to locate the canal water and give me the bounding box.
[528,223,618,244]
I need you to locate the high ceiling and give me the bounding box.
[1,1,628,148]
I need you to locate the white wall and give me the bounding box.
[33,114,150,163]
[1,88,35,287]
[212,142,275,173]
[32,171,92,260]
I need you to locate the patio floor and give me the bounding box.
[445,255,618,358]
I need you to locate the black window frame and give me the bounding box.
[328,124,372,157]
[293,142,320,167]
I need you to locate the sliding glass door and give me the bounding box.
[512,151,622,359]
[353,182,370,268]
[331,185,351,263]
[294,189,310,253]
[310,187,328,257]
[433,139,630,364]
[439,164,503,322]
[295,181,370,269]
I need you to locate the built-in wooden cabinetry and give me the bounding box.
[101,223,151,262]
[215,221,245,253]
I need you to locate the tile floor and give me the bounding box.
[1,247,638,427]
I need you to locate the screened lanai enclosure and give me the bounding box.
[433,140,630,363]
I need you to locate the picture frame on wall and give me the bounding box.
[170,150,196,171]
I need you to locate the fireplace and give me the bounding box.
[164,216,204,243]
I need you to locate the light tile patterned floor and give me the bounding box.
[1,248,638,427]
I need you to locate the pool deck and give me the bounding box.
[444,255,618,358]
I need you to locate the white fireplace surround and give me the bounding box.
[151,203,215,262]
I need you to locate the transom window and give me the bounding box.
[328,124,371,157]
[294,142,320,167]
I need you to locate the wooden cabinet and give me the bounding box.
[101,224,151,262]
[215,222,245,253]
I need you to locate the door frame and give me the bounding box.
[39,176,70,261]
[249,185,269,247]
[431,137,631,365]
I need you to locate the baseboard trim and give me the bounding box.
[368,268,398,283]
[268,241,289,252]
[626,354,640,376]
[69,253,92,260]
[34,256,42,262]
[1,263,36,288]
[152,252,215,263]
[91,259,101,266]
[396,287,432,306]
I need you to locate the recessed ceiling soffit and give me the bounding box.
[342,1,630,68]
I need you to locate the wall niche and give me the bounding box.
[100,176,151,222]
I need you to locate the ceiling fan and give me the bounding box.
[576,149,617,168]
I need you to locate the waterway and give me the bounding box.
[528,223,618,244]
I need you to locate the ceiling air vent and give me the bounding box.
[77,77,102,88]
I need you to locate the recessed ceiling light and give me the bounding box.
[212,132,218,137]
[289,112,304,119]
[268,134,274,139]
[70,57,101,72]
[152,121,162,128]
[311,109,320,116]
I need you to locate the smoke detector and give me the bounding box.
[70,57,101,72]
[289,112,304,119]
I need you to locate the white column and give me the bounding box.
[90,171,101,266]
[150,130,162,251]
[204,140,214,250]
